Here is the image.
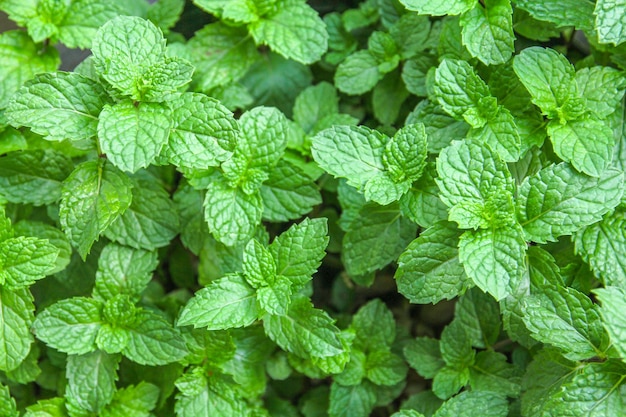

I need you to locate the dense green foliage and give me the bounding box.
[0,0,626,415]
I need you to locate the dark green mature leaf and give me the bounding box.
[328,382,377,417]
[351,299,395,352]
[0,288,34,372]
[404,337,445,379]
[595,286,626,360]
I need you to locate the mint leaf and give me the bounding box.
[440,319,474,369]
[343,202,417,277]
[396,221,470,304]
[6,71,111,141]
[334,50,382,95]
[546,117,614,177]
[432,366,469,399]
[456,288,501,348]
[366,351,407,386]
[382,123,428,184]
[467,107,522,162]
[242,239,276,289]
[404,337,445,379]
[161,93,238,169]
[0,288,34,372]
[522,285,607,360]
[56,1,128,48]
[469,351,521,397]
[33,297,103,355]
[93,243,158,302]
[203,176,263,246]
[0,150,72,206]
[575,66,626,118]
[575,211,626,287]
[59,160,133,259]
[433,391,508,417]
[458,225,527,301]
[0,383,17,417]
[66,350,119,413]
[263,297,344,359]
[293,82,342,134]
[351,299,395,352]
[260,159,322,222]
[516,163,623,243]
[177,274,259,329]
[0,236,58,289]
[514,0,595,32]
[398,0,474,16]
[328,382,377,417]
[594,286,626,360]
[460,0,514,65]
[257,275,293,316]
[175,371,247,417]
[594,0,626,45]
[123,310,187,366]
[250,0,328,65]
[187,22,260,91]
[0,30,59,108]
[104,177,179,251]
[99,381,159,417]
[98,100,171,173]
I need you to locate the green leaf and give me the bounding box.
[66,351,119,413]
[468,351,521,397]
[0,383,17,417]
[432,391,508,417]
[595,0,626,45]
[250,0,328,65]
[404,337,445,379]
[104,177,180,251]
[148,0,185,32]
[123,310,187,366]
[263,297,344,359]
[161,93,238,169]
[242,239,276,289]
[12,221,70,276]
[0,236,58,289]
[6,72,111,142]
[460,0,514,65]
[575,66,626,119]
[594,286,626,360]
[93,243,159,302]
[575,211,626,287]
[547,360,626,416]
[522,285,607,360]
[175,371,247,417]
[455,288,501,348]
[293,82,340,134]
[328,382,377,417]
[343,202,417,277]
[398,0,475,16]
[187,22,260,91]
[467,107,522,162]
[547,117,614,177]
[382,124,428,184]
[440,319,475,368]
[391,411,425,417]
[351,299,395,352]
[514,0,595,31]
[0,150,72,206]
[432,366,469,399]
[98,100,171,173]
[458,225,527,301]
[366,351,407,386]
[177,274,259,330]
[32,297,102,355]
[203,176,263,246]
[0,288,34,372]
[23,397,67,417]
[101,381,159,417]
[257,275,293,316]
[260,159,322,222]
[516,163,623,243]
[0,30,60,108]
[334,50,382,95]
[396,221,469,304]
[59,160,133,259]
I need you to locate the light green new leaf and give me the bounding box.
[269,217,329,286]
[595,286,626,360]
[334,50,382,95]
[33,297,103,355]
[293,82,340,133]
[595,0,626,45]
[547,117,614,177]
[0,236,58,289]
[6,72,111,142]
[92,16,166,97]
[328,382,377,417]
[467,107,521,162]
[547,361,626,416]
[93,243,159,302]
[57,0,129,49]
[517,163,623,243]
[148,0,185,32]
[66,351,119,413]
[123,310,187,366]
[260,159,322,222]
[396,221,469,304]
[460,0,514,65]
[242,239,276,289]
[399,0,475,16]
[257,275,292,316]
[514,0,595,32]
[161,93,238,169]
[104,177,180,251]
[59,160,133,259]
[433,391,508,417]
[101,381,159,417]
[263,297,344,359]
[575,66,626,119]
[523,286,607,360]
[178,274,259,330]
[175,372,247,417]
[458,225,527,301]
[383,124,428,184]
[0,30,60,108]
[575,211,626,287]
[98,100,171,173]
[0,150,73,206]
[203,176,263,246]
[250,0,328,65]
[343,203,417,277]
[0,288,34,372]
[0,383,17,417]
[187,22,260,91]
[12,221,70,276]
[23,397,67,417]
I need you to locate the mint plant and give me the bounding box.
[0,0,626,416]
